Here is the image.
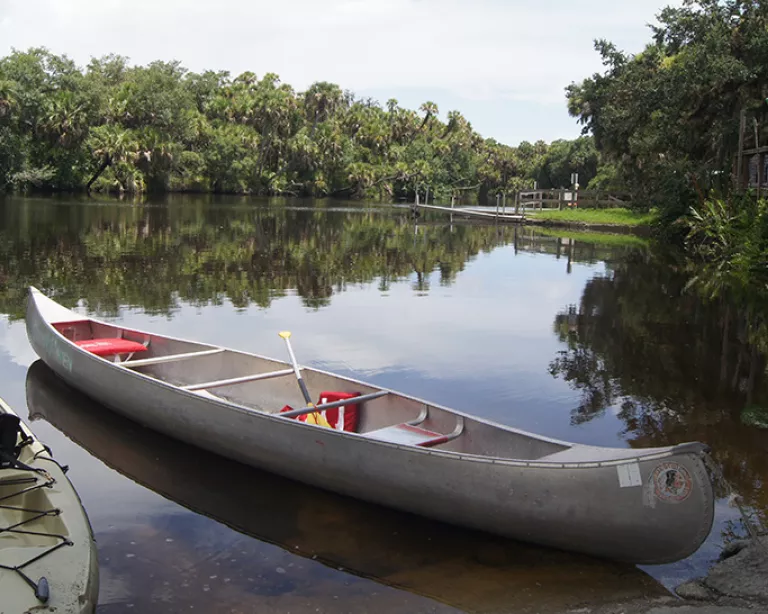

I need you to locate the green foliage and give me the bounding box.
[0,125,25,188]
[684,195,768,353]
[532,137,599,189]
[0,48,97,190]
[11,165,56,189]
[567,0,768,217]
[741,405,768,429]
[532,208,657,226]
[685,196,768,300]
[534,228,650,248]
[586,162,623,191]
[0,48,603,202]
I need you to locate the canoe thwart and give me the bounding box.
[183,368,295,392]
[279,390,389,419]
[366,415,465,448]
[121,348,225,369]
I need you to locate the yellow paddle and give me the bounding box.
[279,331,314,407]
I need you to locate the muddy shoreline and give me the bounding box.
[585,537,768,614]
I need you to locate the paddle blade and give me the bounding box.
[279,331,292,339]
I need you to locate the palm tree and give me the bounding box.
[442,110,469,139]
[418,101,439,133]
[304,81,344,135]
[41,91,87,147]
[85,124,138,191]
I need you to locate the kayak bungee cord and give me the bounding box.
[0,421,72,603]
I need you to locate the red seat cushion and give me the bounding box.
[280,391,360,432]
[75,338,148,357]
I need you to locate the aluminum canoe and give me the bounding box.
[25,359,671,614]
[25,286,715,564]
[0,394,98,613]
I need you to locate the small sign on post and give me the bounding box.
[570,173,579,208]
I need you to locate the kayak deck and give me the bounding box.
[0,397,98,613]
[0,466,69,594]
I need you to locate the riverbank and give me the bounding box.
[526,207,657,230]
[534,227,650,248]
[412,203,656,234]
[586,536,768,614]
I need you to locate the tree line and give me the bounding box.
[567,0,768,220]
[568,0,768,341]
[0,48,601,203]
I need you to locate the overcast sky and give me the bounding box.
[0,0,680,146]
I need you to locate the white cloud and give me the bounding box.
[2,0,678,110]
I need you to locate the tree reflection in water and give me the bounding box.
[0,196,510,318]
[550,248,768,535]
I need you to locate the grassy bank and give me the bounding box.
[535,227,649,248]
[528,208,657,227]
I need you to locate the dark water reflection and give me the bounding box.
[1,194,767,611]
[549,248,768,533]
[0,193,633,319]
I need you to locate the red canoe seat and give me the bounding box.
[75,338,149,357]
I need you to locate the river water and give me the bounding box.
[1,194,766,613]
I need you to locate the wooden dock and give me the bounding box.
[516,189,630,210]
[410,188,630,222]
[413,203,526,223]
[408,187,631,225]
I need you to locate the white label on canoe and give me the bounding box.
[617,462,642,488]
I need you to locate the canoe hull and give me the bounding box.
[25,290,715,564]
[27,359,675,614]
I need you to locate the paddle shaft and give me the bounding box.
[279,390,388,419]
[280,333,313,406]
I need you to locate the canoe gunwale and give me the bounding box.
[27,287,711,470]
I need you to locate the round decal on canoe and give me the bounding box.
[651,462,693,503]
